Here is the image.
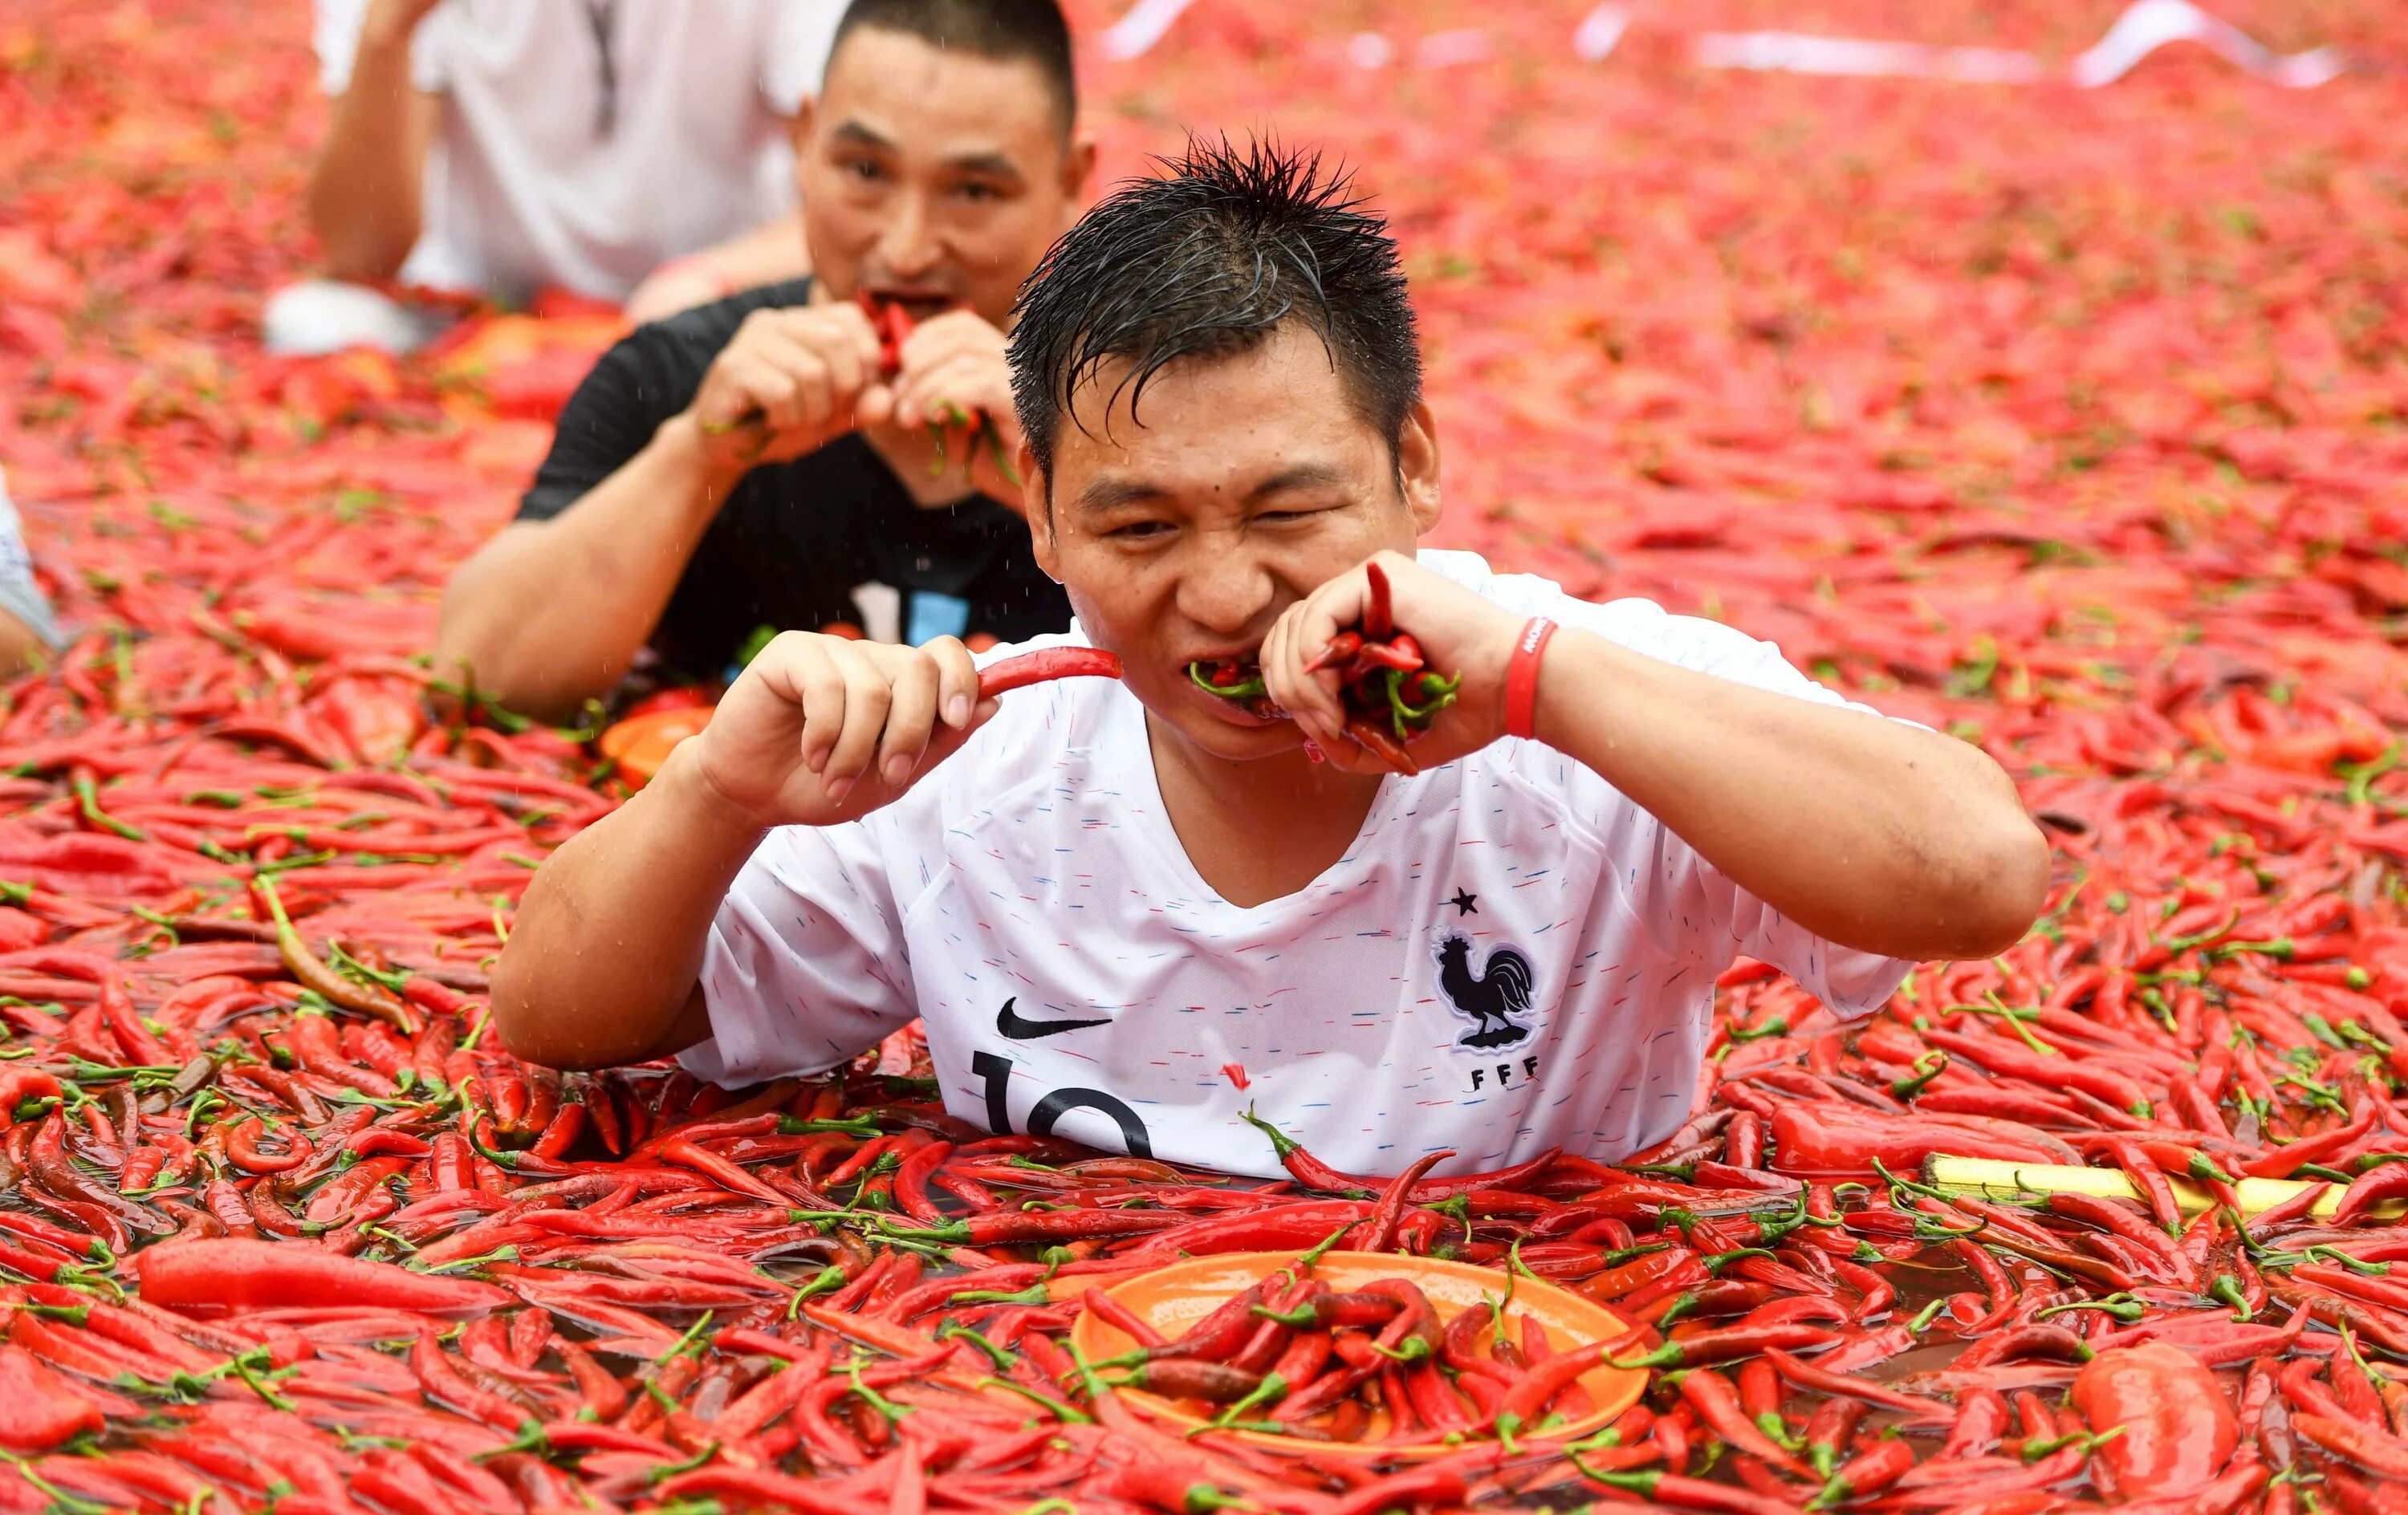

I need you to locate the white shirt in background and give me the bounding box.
[683,550,1913,1178]
[313,0,844,302]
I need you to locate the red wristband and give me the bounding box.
[1504,617,1557,741]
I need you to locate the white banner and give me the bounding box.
[1104,0,2347,88]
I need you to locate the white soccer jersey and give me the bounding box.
[683,550,1912,1177]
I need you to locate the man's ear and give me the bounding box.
[1061,135,1098,213]
[1022,445,1062,583]
[1397,400,1442,536]
[789,98,816,151]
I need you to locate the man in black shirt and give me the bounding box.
[433,0,1091,720]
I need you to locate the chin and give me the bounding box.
[1165,707,1306,762]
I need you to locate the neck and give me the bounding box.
[1145,712,1384,908]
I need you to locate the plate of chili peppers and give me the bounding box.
[1190,562,1461,774]
[1068,1249,1647,1456]
[597,705,716,787]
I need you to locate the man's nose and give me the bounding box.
[879,193,942,282]
[1177,544,1277,637]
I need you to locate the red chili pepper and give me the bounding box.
[134,1237,510,1317]
[978,648,1125,699]
[1361,561,1393,642]
[1678,1366,1815,1476]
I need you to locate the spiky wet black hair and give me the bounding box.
[1007,136,1422,483]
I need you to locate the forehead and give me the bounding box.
[818,27,1063,156]
[1056,324,1384,487]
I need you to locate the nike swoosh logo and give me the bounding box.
[996,997,1113,1041]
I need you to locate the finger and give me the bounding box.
[718,356,803,437]
[697,359,779,432]
[854,381,897,429]
[820,644,894,796]
[785,302,885,369]
[893,353,982,430]
[748,634,841,770]
[894,311,994,371]
[876,649,943,787]
[798,319,870,401]
[745,331,842,431]
[1265,595,1347,746]
[778,636,848,775]
[907,691,1003,777]
[925,636,981,729]
[1316,728,1390,777]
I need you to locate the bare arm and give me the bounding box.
[1531,632,2048,961]
[1263,554,2050,965]
[0,610,45,680]
[490,739,764,1069]
[433,301,888,721]
[623,213,813,325]
[432,414,739,721]
[492,633,989,1070]
[307,0,441,282]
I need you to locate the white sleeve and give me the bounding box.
[0,480,59,652]
[679,818,918,1086]
[315,0,451,96]
[1504,582,1914,1020]
[761,0,845,113]
[313,0,371,95]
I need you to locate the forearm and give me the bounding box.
[624,215,811,323]
[1535,631,2048,961]
[0,612,43,679]
[307,27,429,281]
[492,741,765,1069]
[698,212,812,290]
[433,416,737,720]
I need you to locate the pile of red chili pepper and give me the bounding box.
[10,1,2408,1512]
[1191,563,1462,773]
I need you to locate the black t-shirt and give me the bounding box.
[518,278,1070,681]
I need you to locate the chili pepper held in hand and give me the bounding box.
[1190,563,1461,773]
[978,648,1124,700]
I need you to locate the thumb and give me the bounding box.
[881,694,1000,795]
[854,382,897,430]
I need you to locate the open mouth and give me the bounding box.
[869,290,957,324]
[1187,659,1286,723]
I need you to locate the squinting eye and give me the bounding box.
[1112,522,1168,540]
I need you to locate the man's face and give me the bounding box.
[1029,323,1442,762]
[797,28,1089,327]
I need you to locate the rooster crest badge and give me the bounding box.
[1434,934,1535,1050]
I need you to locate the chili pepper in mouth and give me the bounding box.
[1186,566,1462,771]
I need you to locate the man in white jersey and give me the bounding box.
[493,141,2049,1178]
[269,0,844,355]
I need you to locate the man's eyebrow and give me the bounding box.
[1073,464,1352,517]
[831,120,896,150]
[1072,478,1162,516]
[946,151,1023,178]
[1247,462,1353,501]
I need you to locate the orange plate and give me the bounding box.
[598,705,715,786]
[1067,1250,1647,1458]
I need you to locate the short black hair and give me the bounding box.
[828,0,1076,131]
[1009,137,1422,482]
